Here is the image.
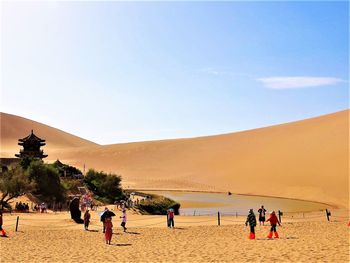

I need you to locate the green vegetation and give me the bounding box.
[0,158,127,210]
[28,160,66,202]
[137,194,180,215]
[0,165,35,209]
[84,169,124,203]
[51,160,82,178]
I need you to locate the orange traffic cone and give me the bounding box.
[249,232,255,239]
[274,231,279,238]
[348,220,350,226]
[267,231,273,238]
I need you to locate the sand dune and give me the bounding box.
[1,110,348,208]
[0,112,98,155]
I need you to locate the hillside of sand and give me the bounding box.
[0,112,98,155]
[0,110,348,208]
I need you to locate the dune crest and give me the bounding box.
[1,110,348,208]
[0,112,98,155]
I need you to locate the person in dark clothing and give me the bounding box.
[245,209,257,239]
[266,211,281,238]
[0,211,7,237]
[258,205,267,226]
[83,210,91,230]
[101,207,109,233]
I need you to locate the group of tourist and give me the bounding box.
[82,206,128,245]
[15,202,30,212]
[245,205,281,240]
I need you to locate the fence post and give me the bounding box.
[15,216,19,232]
[326,209,331,221]
[278,210,282,223]
[217,211,221,226]
[235,212,238,218]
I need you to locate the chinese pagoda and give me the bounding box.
[15,130,48,159]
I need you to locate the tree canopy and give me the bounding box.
[0,165,34,208]
[84,169,124,203]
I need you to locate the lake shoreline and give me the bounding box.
[132,188,339,210]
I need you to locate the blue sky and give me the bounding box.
[1,1,348,144]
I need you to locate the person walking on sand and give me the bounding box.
[245,209,257,239]
[83,210,91,230]
[104,217,113,245]
[266,211,281,239]
[167,208,175,228]
[258,205,267,226]
[120,209,127,232]
[101,207,109,233]
[0,211,7,237]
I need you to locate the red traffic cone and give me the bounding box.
[274,231,279,238]
[1,229,7,237]
[267,231,273,238]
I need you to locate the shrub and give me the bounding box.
[84,169,124,203]
[137,194,180,215]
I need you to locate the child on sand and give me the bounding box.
[0,211,7,237]
[83,210,91,230]
[105,217,113,245]
[245,209,257,239]
[120,209,127,232]
[266,211,281,238]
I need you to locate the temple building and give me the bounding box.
[15,130,48,159]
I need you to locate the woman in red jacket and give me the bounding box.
[266,211,281,239]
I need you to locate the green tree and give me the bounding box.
[0,165,35,208]
[28,160,66,202]
[84,169,123,203]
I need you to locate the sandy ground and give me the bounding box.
[1,210,349,263]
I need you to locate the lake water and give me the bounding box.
[144,191,331,215]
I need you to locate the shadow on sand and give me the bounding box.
[173,227,186,230]
[125,231,141,235]
[109,243,132,247]
[256,237,299,241]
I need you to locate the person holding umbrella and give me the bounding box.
[100,207,109,233]
[100,208,116,233]
[105,217,113,244]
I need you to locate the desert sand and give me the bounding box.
[1,110,348,208]
[1,209,349,263]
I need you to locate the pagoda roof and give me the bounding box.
[19,130,46,142]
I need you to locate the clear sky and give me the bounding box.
[1,1,348,144]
